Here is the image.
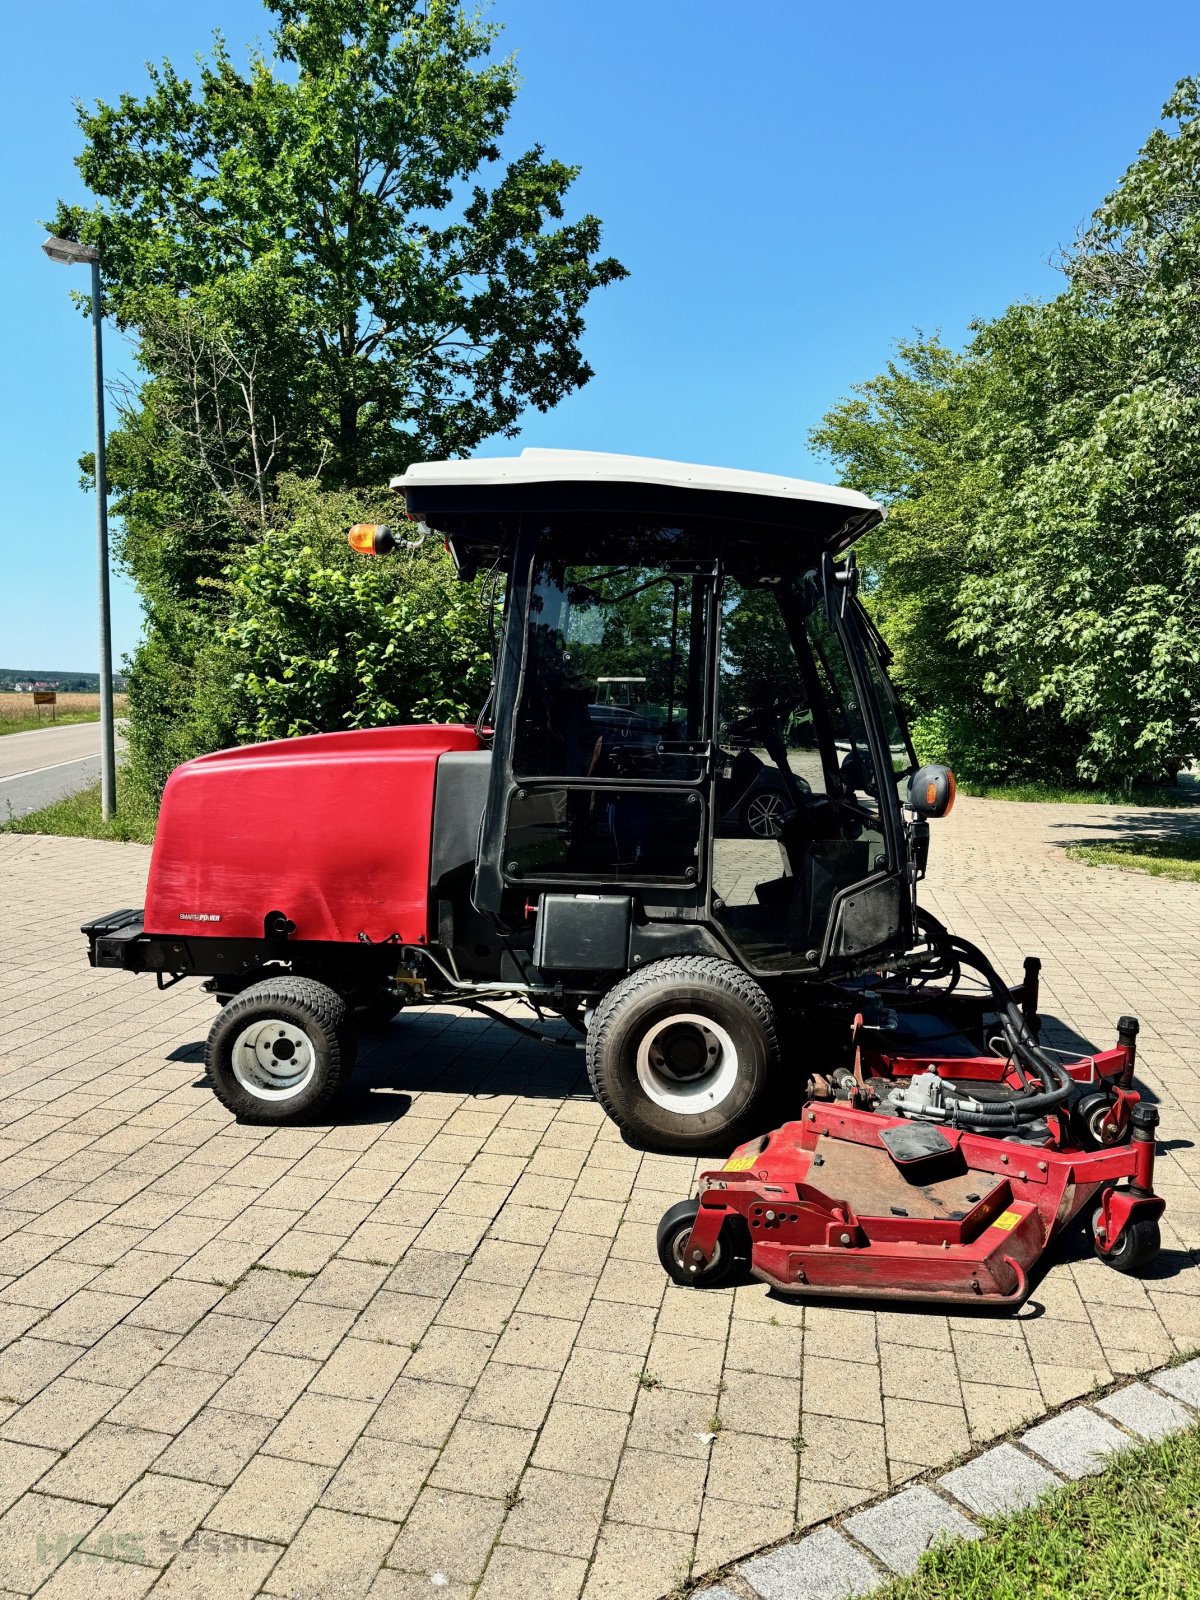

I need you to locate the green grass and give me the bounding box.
[877,1423,1200,1600]
[1066,836,1200,883]
[2,776,157,844]
[958,778,1200,806]
[0,711,102,737]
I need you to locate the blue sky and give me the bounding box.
[1,0,1197,672]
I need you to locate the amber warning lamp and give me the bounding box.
[907,764,956,819]
[347,523,397,556]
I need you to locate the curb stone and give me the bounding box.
[690,1355,1200,1600]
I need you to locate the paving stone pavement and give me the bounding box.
[0,791,1197,1599]
[701,1361,1200,1600]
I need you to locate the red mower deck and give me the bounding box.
[659,1020,1164,1309]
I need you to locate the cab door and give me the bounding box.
[480,530,718,929]
[709,564,911,973]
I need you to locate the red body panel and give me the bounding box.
[144,725,483,944]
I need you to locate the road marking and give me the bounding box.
[0,722,99,741]
[0,756,97,785]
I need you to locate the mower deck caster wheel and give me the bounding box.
[656,1199,749,1288]
[1093,1209,1161,1275]
[1074,1092,1129,1150]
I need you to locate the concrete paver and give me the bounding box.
[0,789,1198,1598]
[939,1442,1061,1517]
[1020,1408,1132,1479]
[1095,1380,1195,1440]
[841,1484,981,1576]
[1151,1354,1200,1409]
[740,1526,881,1599]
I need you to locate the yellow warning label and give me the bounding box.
[723,1155,758,1172]
[991,1210,1022,1232]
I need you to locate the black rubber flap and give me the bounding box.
[879,1123,954,1164]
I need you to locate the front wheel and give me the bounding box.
[656,1199,750,1287]
[586,956,778,1153]
[742,786,789,839]
[1093,1208,1161,1274]
[205,976,356,1124]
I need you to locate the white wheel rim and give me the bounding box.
[231,1018,316,1102]
[636,1012,741,1116]
[747,791,786,837]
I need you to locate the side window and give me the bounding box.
[717,581,825,811]
[712,571,895,972]
[803,599,878,808]
[513,562,708,781]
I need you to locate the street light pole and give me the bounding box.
[43,236,117,820]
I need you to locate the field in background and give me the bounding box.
[0,691,128,736]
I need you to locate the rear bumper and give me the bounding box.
[82,908,151,969]
[80,908,400,990]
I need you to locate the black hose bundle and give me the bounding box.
[906,912,1074,1132]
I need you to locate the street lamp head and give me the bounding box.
[42,235,100,266]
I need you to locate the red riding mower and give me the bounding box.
[82,450,1163,1302]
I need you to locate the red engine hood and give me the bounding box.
[144,724,483,944]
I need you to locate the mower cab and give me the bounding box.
[81,449,1163,1297]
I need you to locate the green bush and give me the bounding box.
[224,481,493,745]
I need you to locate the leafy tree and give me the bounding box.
[813,80,1200,788]
[48,0,625,794]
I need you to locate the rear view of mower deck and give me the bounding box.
[659,922,1165,1309]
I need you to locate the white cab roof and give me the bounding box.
[392,448,880,516]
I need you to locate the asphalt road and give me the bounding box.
[0,720,124,821]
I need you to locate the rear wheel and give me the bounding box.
[205,976,356,1124]
[586,957,778,1153]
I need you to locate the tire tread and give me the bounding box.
[205,975,354,1122]
[586,956,778,1150]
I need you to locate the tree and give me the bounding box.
[53,0,625,488]
[813,80,1200,788]
[49,0,626,794]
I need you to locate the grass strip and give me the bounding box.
[0,712,103,737]
[2,775,157,845]
[958,779,1199,807]
[1066,837,1200,883]
[879,1423,1200,1600]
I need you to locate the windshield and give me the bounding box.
[852,600,916,784]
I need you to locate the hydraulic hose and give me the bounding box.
[906,913,1074,1131]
